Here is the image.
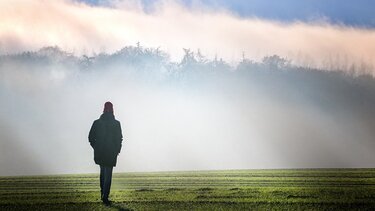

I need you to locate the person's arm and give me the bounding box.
[117,121,123,154]
[88,121,96,148]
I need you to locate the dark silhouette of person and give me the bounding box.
[89,102,123,205]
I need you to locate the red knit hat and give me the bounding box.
[103,101,113,113]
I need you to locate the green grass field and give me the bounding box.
[1,169,375,210]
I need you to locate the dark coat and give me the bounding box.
[89,113,123,167]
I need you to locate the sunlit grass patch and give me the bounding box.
[1,169,375,210]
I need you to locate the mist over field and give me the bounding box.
[1,46,375,176]
[1,0,375,176]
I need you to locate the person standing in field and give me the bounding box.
[89,102,123,205]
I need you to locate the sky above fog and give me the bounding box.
[0,0,374,70]
[83,0,375,27]
[1,0,375,176]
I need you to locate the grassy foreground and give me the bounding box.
[1,169,375,210]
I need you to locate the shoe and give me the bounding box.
[102,198,112,206]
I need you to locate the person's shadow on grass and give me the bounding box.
[108,203,133,211]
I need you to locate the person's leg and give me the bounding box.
[100,165,105,199]
[102,166,113,202]
[106,166,113,197]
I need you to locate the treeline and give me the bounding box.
[1,45,375,117]
[1,45,373,78]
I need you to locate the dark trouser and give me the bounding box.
[100,165,113,200]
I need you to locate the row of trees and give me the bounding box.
[2,45,375,121]
[2,45,371,78]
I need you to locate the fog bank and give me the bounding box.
[1,47,375,176]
